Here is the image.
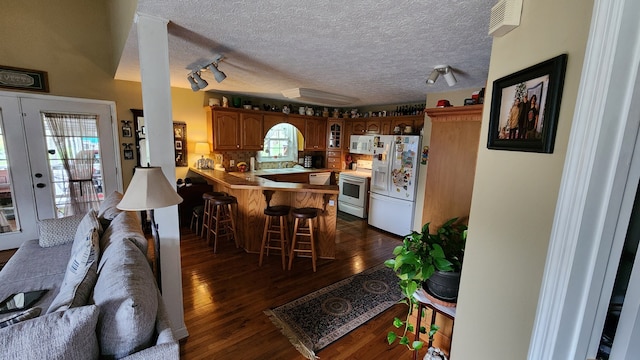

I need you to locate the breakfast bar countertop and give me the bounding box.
[189,167,339,194]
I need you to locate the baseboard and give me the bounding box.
[174,325,189,340]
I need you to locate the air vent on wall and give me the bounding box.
[488,0,523,37]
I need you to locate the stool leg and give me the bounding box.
[288,218,300,270]
[308,218,317,272]
[279,216,287,270]
[213,205,222,253]
[259,215,270,267]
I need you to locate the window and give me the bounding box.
[257,123,300,163]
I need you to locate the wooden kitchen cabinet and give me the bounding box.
[304,117,326,150]
[326,150,342,170]
[351,120,366,134]
[240,112,264,150]
[421,105,482,229]
[210,108,264,150]
[365,119,381,134]
[212,110,241,150]
[327,119,344,149]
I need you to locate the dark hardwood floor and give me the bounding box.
[179,212,420,360]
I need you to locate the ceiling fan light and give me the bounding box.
[442,67,457,86]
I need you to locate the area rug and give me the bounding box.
[264,263,402,359]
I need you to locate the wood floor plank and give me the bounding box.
[179,212,425,359]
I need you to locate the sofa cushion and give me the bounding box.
[92,238,158,358]
[0,305,99,360]
[98,190,123,222]
[100,210,148,255]
[47,227,100,313]
[38,213,85,248]
[0,307,41,328]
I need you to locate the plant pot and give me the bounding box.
[424,271,461,302]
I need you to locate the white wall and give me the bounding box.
[451,0,594,359]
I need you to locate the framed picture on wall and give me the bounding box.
[173,121,187,167]
[124,149,134,160]
[487,54,568,153]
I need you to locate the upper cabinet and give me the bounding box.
[240,112,264,150]
[342,114,425,135]
[304,117,326,150]
[212,110,241,150]
[327,119,343,149]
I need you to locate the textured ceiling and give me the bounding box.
[115,0,495,107]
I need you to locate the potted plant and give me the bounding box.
[384,217,467,352]
[423,217,467,302]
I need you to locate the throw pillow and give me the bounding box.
[92,238,158,358]
[0,305,99,359]
[46,227,100,313]
[0,307,41,328]
[38,213,85,248]
[97,191,123,221]
[72,209,101,256]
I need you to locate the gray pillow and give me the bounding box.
[97,191,123,221]
[72,209,101,255]
[38,213,85,247]
[0,307,41,328]
[0,305,99,360]
[99,210,148,255]
[93,238,158,358]
[47,227,100,313]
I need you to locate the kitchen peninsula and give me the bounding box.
[188,167,339,259]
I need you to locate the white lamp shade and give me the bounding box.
[117,167,183,211]
[194,142,210,155]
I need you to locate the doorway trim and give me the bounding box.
[529,0,640,358]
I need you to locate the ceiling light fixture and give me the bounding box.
[187,55,227,91]
[281,88,358,106]
[206,62,227,83]
[426,65,457,87]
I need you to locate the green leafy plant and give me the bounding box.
[384,218,467,352]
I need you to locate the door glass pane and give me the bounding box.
[0,113,18,233]
[42,113,103,218]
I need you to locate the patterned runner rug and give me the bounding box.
[264,263,402,359]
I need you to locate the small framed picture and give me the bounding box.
[122,125,132,138]
[175,140,183,150]
[487,54,568,153]
[123,149,134,160]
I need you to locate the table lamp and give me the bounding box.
[195,142,210,169]
[117,167,183,291]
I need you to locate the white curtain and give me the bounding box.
[43,113,100,216]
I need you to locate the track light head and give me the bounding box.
[427,69,439,84]
[187,74,200,91]
[426,65,457,87]
[192,71,208,89]
[207,62,227,83]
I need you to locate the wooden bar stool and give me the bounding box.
[201,192,227,240]
[288,207,320,272]
[259,205,291,270]
[208,195,239,253]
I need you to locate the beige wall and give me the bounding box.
[0,1,209,188]
[452,1,594,359]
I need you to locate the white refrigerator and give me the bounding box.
[368,135,421,236]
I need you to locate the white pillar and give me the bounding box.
[135,12,188,340]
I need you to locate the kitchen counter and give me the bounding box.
[187,167,339,259]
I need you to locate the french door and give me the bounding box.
[0,94,120,250]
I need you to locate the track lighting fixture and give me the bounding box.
[426,65,457,87]
[187,55,227,91]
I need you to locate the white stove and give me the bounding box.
[338,160,372,218]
